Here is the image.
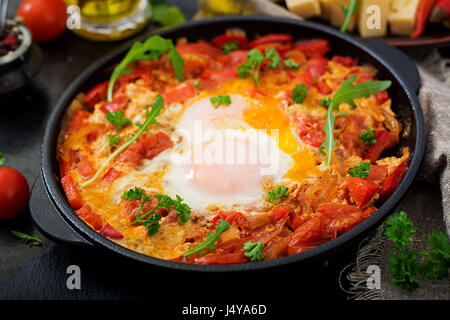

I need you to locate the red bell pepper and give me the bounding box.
[249,33,293,48]
[61,174,83,210]
[365,130,396,163]
[379,162,407,201]
[212,34,248,49]
[294,39,330,58]
[411,0,437,38]
[100,223,123,240]
[347,177,379,208]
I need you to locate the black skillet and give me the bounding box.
[30,16,425,272]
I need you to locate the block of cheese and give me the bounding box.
[358,0,390,37]
[388,0,420,36]
[319,0,333,21]
[330,0,359,32]
[286,0,322,18]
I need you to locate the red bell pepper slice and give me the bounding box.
[307,56,329,81]
[249,33,293,48]
[163,83,196,105]
[100,223,123,240]
[294,39,330,58]
[379,162,407,201]
[347,177,379,208]
[84,82,108,110]
[272,206,290,222]
[365,130,396,163]
[332,55,358,67]
[61,174,83,210]
[212,34,248,49]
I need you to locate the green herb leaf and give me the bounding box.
[360,129,377,145]
[106,111,132,131]
[144,213,162,236]
[291,84,308,103]
[340,0,361,33]
[243,241,265,262]
[11,230,42,247]
[236,49,267,87]
[319,75,391,165]
[107,35,184,101]
[389,249,420,291]
[184,220,230,256]
[283,58,299,69]
[0,152,4,166]
[222,40,238,54]
[265,47,281,69]
[349,162,372,179]
[267,185,289,205]
[385,211,416,250]
[151,3,185,27]
[193,80,201,88]
[421,232,450,279]
[82,95,164,187]
[210,95,231,108]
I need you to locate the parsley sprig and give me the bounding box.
[237,48,280,87]
[81,95,164,187]
[291,84,308,103]
[360,129,377,145]
[267,185,289,205]
[122,187,191,236]
[108,134,122,146]
[319,75,391,165]
[106,111,132,131]
[349,162,372,179]
[385,211,450,291]
[283,59,299,69]
[107,35,184,101]
[243,241,265,262]
[184,220,230,256]
[210,95,231,108]
[11,230,43,247]
[0,152,4,166]
[223,40,238,54]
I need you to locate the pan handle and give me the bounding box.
[362,38,421,93]
[30,175,94,247]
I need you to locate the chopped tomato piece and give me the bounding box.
[296,115,325,148]
[217,50,248,69]
[100,94,129,114]
[317,203,362,234]
[142,132,173,160]
[307,56,329,81]
[361,207,377,220]
[75,204,103,231]
[332,56,358,67]
[75,156,95,179]
[61,174,83,210]
[379,162,407,201]
[296,72,313,88]
[163,84,196,105]
[374,91,389,104]
[249,33,293,48]
[316,80,332,94]
[287,216,325,255]
[102,167,122,183]
[294,39,330,58]
[347,177,379,208]
[212,211,249,229]
[212,34,248,49]
[288,212,306,230]
[272,206,290,222]
[367,165,388,182]
[365,130,396,163]
[253,42,293,56]
[84,82,108,110]
[68,109,90,134]
[177,40,222,59]
[100,223,123,240]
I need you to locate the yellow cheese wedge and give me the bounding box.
[388,0,420,36]
[330,0,359,32]
[319,0,333,21]
[358,0,390,37]
[286,0,322,18]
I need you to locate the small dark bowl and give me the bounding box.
[32,16,425,272]
[0,20,42,95]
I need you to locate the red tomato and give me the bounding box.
[61,174,83,210]
[379,162,407,201]
[84,82,108,110]
[346,177,379,208]
[307,56,329,81]
[211,34,248,49]
[17,0,67,42]
[163,84,196,105]
[332,56,358,67]
[100,223,123,240]
[365,130,396,163]
[294,39,330,58]
[0,167,30,219]
[249,34,293,48]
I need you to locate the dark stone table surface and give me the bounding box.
[0,0,447,303]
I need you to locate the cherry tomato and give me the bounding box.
[16,0,67,42]
[0,167,30,219]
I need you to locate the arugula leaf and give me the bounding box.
[223,40,238,54]
[210,95,231,108]
[134,121,149,132]
[150,2,185,27]
[291,84,308,103]
[81,95,164,187]
[107,35,184,101]
[360,129,377,145]
[265,47,281,69]
[319,75,391,164]
[0,152,4,166]
[283,59,299,69]
[108,134,122,146]
[184,220,230,256]
[106,111,131,131]
[11,230,42,247]
[349,162,372,179]
[267,185,289,205]
[340,0,361,33]
[243,241,265,262]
